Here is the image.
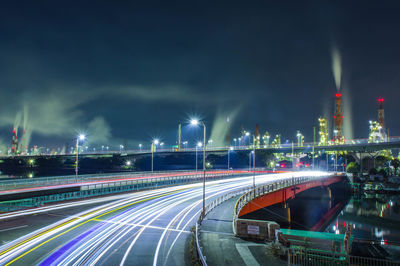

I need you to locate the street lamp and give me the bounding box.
[208,139,213,149]
[249,150,256,189]
[228,146,234,170]
[233,138,237,148]
[183,141,188,150]
[139,143,142,152]
[75,134,85,181]
[247,133,256,189]
[245,132,250,147]
[196,141,202,172]
[151,139,159,172]
[190,118,207,217]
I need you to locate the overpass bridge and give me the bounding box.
[2,138,400,160]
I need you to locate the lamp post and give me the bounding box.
[139,143,142,152]
[152,139,159,172]
[228,146,234,170]
[249,134,256,189]
[190,119,206,218]
[75,134,85,182]
[196,141,202,172]
[208,139,213,149]
[249,151,252,171]
[245,132,250,147]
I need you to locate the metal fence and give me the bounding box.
[288,248,400,266]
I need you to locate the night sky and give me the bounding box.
[0,1,400,151]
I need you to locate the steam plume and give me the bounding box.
[331,46,342,91]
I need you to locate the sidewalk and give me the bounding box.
[199,196,282,266]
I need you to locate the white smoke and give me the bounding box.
[331,46,342,91]
[0,138,8,155]
[342,83,354,140]
[87,116,112,145]
[209,107,241,147]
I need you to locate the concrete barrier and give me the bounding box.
[235,218,280,241]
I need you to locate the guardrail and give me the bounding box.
[0,171,255,212]
[0,169,252,192]
[195,184,254,266]
[195,174,341,265]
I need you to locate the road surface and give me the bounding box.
[0,172,323,265]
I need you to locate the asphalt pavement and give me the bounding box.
[0,172,317,265]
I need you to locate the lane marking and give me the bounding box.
[235,243,265,266]
[0,225,28,233]
[4,189,184,266]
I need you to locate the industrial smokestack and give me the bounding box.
[378,98,385,129]
[333,93,344,143]
[11,128,18,155]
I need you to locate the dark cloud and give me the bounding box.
[0,1,400,150]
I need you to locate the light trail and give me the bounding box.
[0,171,332,265]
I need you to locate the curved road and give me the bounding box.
[0,172,324,265]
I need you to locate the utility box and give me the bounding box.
[235,219,280,241]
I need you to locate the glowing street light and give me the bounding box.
[195,141,202,172]
[246,132,256,189]
[245,131,251,146]
[75,134,85,181]
[151,139,159,172]
[208,139,213,149]
[228,146,234,170]
[79,134,85,141]
[190,118,207,217]
[183,141,188,150]
[139,143,142,152]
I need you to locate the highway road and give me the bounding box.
[0,172,326,265]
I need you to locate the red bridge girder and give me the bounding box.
[239,175,347,217]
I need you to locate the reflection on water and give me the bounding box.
[326,194,400,247]
[243,184,400,257]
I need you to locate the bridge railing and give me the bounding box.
[194,174,337,265]
[195,184,254,266]
[232,176,316,234]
